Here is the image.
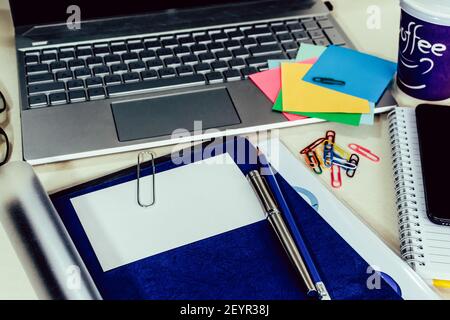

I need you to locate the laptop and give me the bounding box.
[10,0,395,165]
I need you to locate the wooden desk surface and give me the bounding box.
[1,0,448,299]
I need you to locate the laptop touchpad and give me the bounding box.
[111,88,241,142]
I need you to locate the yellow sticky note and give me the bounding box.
[281,63,370,114]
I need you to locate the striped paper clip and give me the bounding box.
[304,150,323,175]
[331,165,342,189]
[323,131,336,168]
[332,156,358,171]
[348,144,380,163]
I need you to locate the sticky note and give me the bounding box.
[282,63,371,114]
[273,91,362,126]
[360,103,375,125]
[303,46,397,103]
[268,59,289,69]
[296,43,326,61]
[249,58,317,103]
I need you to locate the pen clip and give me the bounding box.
[312,77,346,86]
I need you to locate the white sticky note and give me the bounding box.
[71,153,266,272]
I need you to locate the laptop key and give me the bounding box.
[93,46,110,56]
[240,38,257,47]
[49,92,68,105]
[244,27,272,37]
[246,53,285,67]
[122,52,139,63]
[67,79,85,89]
[74,67,91,79]
[324,28,346,45]
[257,35,277,45]
[215,50,233,60]
[278,33,293,43]
[56,70,73,81]
[249,44,282,56]
[111,44,128,54]
[194,63,211,74]
[224,40,241,50]
[107,74,206,97]
[229,58,246,69]
[68,90,87,103]
[173,46,191,56]
[25,55,39,65]
[303,21,319,31]
[195,34,212,44]
[86,56,104,67]
[104,74,123,85]
[158,68,176,78]
[228,30,245,40]
[177,65,194,75]
[58,51,75,61]
[140,50,156,61]
[146,58,164,69]
[283,42,298,51]
[232,47,250,58]
[292,31,309,40]
[211,32,228,42]
[181,54,198,65]
[198,52,215,63]
[104,54,121,66]
[207,42,223,52]
[122,72,141,83]
[288,23,303,32]
[211,60,228,71]
[129,61,146,72]
[128,42,145,52]
[205,72,224,84]
[26,64,49,75]
[315,38,331,47]
[178,36,195,45]
[27,73,54,84]
[68,59,85,70]
[140,70,158,80]
[28,94,48,108]
[88,87,106,100]
[309,29,325,39]
[50,61,67,72]
[40,53,57,63]
[164,56,181,68]
[318,19,334,29]
[28,81,65,95]
[191,44,208,54]
[240,66,258,78]
[93,65,110,76]
[156,48,173,58]
[271,25,289,33]
[111,63,128,74]
[145,40,162,50]
[223,69,242,82]
[85,77,104,87]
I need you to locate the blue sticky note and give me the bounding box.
[360,102,375,125]
[303,46,397,103]
[268,59,289,69]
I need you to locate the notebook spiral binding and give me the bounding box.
[388,109,425,269]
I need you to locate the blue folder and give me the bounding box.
[50,138,401,300]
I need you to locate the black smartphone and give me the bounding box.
[416,104,450,226]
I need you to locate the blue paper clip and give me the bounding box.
[332,156,358,171]
[323,131,335,168]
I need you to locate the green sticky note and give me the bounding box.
[296,43,327,61]
[273,91,362,126]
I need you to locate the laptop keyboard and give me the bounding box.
[23,15,346,109]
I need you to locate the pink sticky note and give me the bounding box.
[283,112,307,121]
[249,58,317,103]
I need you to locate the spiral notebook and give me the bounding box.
[388,107,450,287]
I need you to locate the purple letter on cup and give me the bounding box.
[397,11,450,101]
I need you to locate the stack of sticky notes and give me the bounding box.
[249,44,397,126]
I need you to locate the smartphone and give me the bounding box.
[416,104,450,226]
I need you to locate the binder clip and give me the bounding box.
[137,151,156,208]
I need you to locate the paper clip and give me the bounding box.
[137,151,156,208]
[332,156,358,171]
[323,131,335,168]
[312,77,346,86]
[304,151,323,175]
[346,154,360,178]
[331,165,342,189]
[300,138,325,155]
[348,144,380,163]
[333,144,352,160]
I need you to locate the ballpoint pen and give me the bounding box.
[247,151,331,300]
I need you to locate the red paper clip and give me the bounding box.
[348,144,380,163]
[331,165,342,189]
[300,138,325,155]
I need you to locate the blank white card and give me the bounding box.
[71,153,266,272]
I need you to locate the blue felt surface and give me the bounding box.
[51,138,401,300]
